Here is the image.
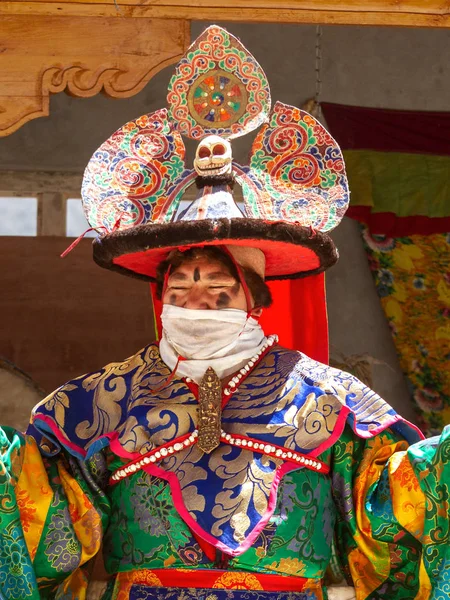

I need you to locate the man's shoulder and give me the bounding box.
[98,342,161,374]
[69,342,162,385]
[274,345,378,407]
[272,345,416,442]
[272,345,346,386]
[29,342,164,458]
[43,341,162,404]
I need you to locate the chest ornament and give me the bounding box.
[197,367,222,454]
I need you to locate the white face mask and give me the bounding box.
[159,305,268,383]
[161,305,248,360]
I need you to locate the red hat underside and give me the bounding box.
[112,238,320,280]
[93,218,337,282]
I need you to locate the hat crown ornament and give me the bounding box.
[82,25,349,248]
[194,135,233,178]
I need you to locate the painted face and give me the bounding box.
[162,256,250,311]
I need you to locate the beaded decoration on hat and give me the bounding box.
[82,25,349,281]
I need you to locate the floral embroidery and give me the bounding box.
[16,488,37,533]
[0,520,36,599]
[130,477,172,538]
[265,557,308,576]
[43,496,81,573]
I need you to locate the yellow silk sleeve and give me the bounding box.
[332,427,432,600]
[14,435,54,561]
[1,427,110,598]
[15,435,104,570]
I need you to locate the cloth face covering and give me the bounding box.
[159,305,267,382]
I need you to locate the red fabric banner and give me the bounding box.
[321,102,450,156]
[322,102,450,237]
[346,207,450,237]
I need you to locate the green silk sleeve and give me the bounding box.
[0,426,110,599]
[406,425,450,598]
[331,425,450,599]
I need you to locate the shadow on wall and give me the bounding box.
[0,237,156,408]
[0,358,45,431]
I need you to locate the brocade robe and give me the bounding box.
[0,343,448,599]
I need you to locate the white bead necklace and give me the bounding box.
[108,333,334,487]
[110,424,328,485]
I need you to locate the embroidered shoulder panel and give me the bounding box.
[292,353,421,444]
[31,345,198,457]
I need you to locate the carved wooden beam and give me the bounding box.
[2,0,450,26]
[0,15,190,137]
[1,1,449,137]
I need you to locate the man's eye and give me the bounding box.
[170,287,188,291]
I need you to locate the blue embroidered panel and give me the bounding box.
[29,344,421,554]
[129,585,316,600]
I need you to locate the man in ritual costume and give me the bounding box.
[0,25,449,600]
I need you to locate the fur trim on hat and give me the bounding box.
[93,217,338,282]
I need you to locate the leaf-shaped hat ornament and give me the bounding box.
[167,26,271,140]
[82,25,349,281]
[238,102,349,232]
[82,108,194,233]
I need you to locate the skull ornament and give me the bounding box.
[194,135,232,178]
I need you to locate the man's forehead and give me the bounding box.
[169,259,234,279]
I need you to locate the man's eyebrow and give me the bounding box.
[205,271,235,280]
[169,272,188,281]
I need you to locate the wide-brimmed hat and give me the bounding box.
[81,26,349,281]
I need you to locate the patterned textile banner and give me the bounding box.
[361,228,450,434]
[322,102,450,434]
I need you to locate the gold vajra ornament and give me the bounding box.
[197,367,222,454]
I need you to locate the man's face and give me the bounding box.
[163,256,249,311]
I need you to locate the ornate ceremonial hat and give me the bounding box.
[82,26,349,281]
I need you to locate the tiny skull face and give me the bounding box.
[194,135,232,178]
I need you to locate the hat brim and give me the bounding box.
[93,218,338,281]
